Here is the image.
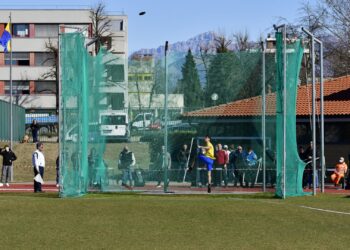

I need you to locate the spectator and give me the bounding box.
[0,145,17,187]
[156,146,171,188]
[56,156,59,188]
[176,144,189,182]
[30,120,39,143]
[197,135,216,193]
[265,147,276,188]
[245,147,258,188]
[302,141,318,188]
[88,148,98,186]
[32,142,45,193]
[214,144,228,187]
[232,145,246,187]
[228,144,236,184]
[298,145,305,159]
[118,146,136,188]
[223,145,231,185]
[246,147,257,166]
[331,157,348,189]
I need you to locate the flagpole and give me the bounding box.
[9,12,13,181]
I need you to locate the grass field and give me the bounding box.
[0,192,349,249]
[0,142,150,182]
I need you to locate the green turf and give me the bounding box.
[0,192,349,249]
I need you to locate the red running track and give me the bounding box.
[0,183,348,194]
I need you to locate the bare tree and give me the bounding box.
[90,2,112,54]
[233,30,251,51]
[297,0,350,77]
[41,38,59,114]
[214,34,232,53]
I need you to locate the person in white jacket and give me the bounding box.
[32,142,45,193]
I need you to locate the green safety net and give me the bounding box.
[275,32,307,198]
[59,33,115,197]
[59,31,307,197]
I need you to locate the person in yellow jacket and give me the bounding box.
[331,157,348,188]
[198,135,216,193]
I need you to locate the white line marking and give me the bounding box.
[299,205,350,215]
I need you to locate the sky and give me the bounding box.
[0,0,317,53]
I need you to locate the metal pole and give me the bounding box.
[9,13,13,182]
[261,41,266,192]
[311,36,317,196]
[163,41,169,193]
[58,27,62,192]
[302,27,323,195]
[283,25,287,199]
[320,42,325,193]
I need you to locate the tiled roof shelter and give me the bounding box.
[184,75,350,118]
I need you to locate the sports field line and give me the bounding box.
[228,197,350,216]
[299,205,350,215]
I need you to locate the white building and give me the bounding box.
[0,9,128,113]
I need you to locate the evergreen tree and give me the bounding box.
[205,52,239,106]
[176,49,203,109]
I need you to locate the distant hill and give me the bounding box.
[131,31,219,58]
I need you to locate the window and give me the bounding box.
[101,115,126,125]
[64,24,89,37]
[35,53,55,66]
[100,36,112,50]
[34,81,56,94]
[35,24,58,38]
[5,81,29,95]
[111,20,124,31]
[144,76,152,81]
[128,75,136,81]
[106,64,125,82]
[110,93,124,109]
[13,24,29,37]
[5,52,30,66]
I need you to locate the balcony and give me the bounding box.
[0,94,56,110]
[0,66,53,81]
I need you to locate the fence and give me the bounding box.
[25,113,58,142]
[0,99,25,142]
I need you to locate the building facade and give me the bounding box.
[0,9,128,114]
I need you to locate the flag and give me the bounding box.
[0,23,11,53]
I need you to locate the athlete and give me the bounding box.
[198,135,216,193]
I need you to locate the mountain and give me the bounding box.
[131,31,218,58]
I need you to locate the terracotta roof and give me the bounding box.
[184,75,350,117]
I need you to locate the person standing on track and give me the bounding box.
[0,145,17,187]
[198,135,216,193]
[32,142,45,193]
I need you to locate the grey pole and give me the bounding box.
[311,36,317,196]
[163,41,169,193]
[261,41,266,192]
[320,42,325,193]
[282,25,287,199]
[301,27,324,195]
[9,13,13,182]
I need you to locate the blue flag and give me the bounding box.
[0,23,11,53]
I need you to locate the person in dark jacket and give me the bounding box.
[56,156,59,188]
[30,119,39,143]
[118,146,136,188]
[0,145,17,187]
[176,144,189,182]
